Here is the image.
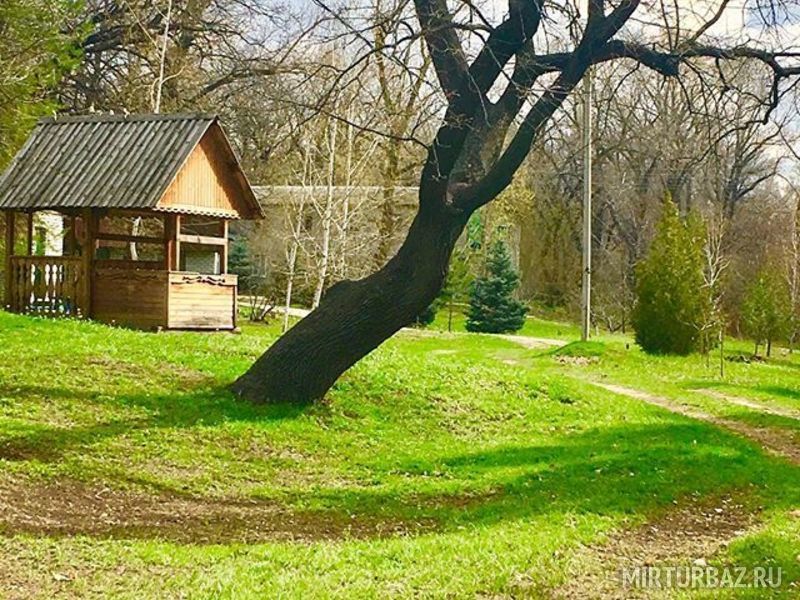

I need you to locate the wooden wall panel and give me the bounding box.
[157,126,245,217]
[93,268,237,330]
[167,273,237,329]
[93,268,168,329]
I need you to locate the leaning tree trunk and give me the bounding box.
[231,200,468,403]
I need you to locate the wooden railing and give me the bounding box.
[8,256,85,317]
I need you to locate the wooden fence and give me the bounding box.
[8,256,85,316]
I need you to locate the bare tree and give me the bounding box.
[701,210,729,372]
[283,145,312,332]
[62,0,307,113]
[233,0,800,404]
[371,0,436,267]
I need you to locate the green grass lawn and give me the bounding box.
[0,311,798,598]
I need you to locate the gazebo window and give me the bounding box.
[98,215,164,238]
[94,214,167,267]
[95,240,165,264]
[176,215,228,275]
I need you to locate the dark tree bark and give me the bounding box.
[232,0,800,403]
[231,200,467,402]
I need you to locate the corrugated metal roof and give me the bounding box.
[0,113,227,213]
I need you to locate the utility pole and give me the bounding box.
[581,68,593,342]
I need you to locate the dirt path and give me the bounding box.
[398,325,566,350]
[0,476,435,545]
[0,474,433,599]
[694,388,800,421]
[554,493,757,599]
[593,382,800,465]
[497,334,565,349]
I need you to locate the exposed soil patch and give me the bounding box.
[0,439,62,462]
[594,382,800,465]
[553,492,758,599]
[500,334,565,350]
[0,475,438,545]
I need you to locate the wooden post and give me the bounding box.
[172,215,182,271]
[221,219,229,274]
[4,210,14,308]
[164,214,174,270]
[66,215,77,256]
[81,208,96,318]
[26,212,34,256]
[165,213,182,271]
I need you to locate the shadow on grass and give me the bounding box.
[758,386,800,401]
[0,382,309,463]
[685,380,800,402]
[307,422,799,526]
[1,381,799,545]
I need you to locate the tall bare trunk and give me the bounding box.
[337,116,354,278]
[312,118,337,309]
[789,198,800,351]
[283,147,311,332]
[153,0,173,113]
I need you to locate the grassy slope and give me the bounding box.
[0,311,798,598]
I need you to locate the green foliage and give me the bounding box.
[466,239,527,334]
[0,0,84,168]
[440,247,473,306]
[633,197,709,355]
[465,211,484,249]
[741,264,792,356]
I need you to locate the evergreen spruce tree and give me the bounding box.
[228,234,258,294]
[466,239,526,333]
[741,264,792,357]
[633,196,709,355]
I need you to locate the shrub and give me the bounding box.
[412,302,439,327]
[633,197,709,355]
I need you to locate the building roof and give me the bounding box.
[0,113,262,219]
[253,185,419,208]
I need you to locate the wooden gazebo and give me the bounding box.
[0,113,262,330]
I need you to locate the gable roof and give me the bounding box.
[0,113,262,219]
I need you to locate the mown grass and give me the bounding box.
[0,310,798,598]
